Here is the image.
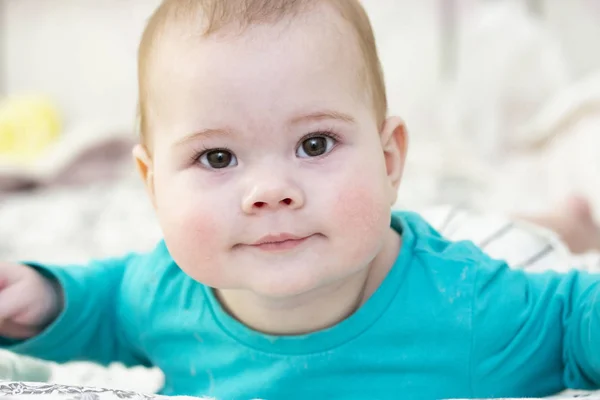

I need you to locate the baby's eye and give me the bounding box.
[199,149,238,169]
[296,135,336,158]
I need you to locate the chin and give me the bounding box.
[249,262,360,299]
[245,270,334,299]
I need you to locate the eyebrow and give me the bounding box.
[174,110,355,146]
[291,110,356,125]
[174,128,230,147]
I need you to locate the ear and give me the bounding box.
[133,144,157,208]
[380,116,408,205]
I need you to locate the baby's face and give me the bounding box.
[139,7,405,298]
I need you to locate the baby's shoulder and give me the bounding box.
[400,211,506,286]
[118,241,200,315]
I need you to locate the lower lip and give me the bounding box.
[251,236,313,252]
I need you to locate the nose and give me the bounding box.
[242,177,305,214]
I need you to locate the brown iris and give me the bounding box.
[206,150,234,169]
[301,137,328,157]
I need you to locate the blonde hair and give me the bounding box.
[137,0,387,146]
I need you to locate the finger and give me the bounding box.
[0,263,28,283]
[0,282,29,321]
[0,319,40,340]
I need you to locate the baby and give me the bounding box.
[1,1,600,399]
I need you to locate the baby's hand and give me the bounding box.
[0,263,62,339]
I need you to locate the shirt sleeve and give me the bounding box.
[470,258,600,397]
[0,254,150,368]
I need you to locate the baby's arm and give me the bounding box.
[0,254,150,368]
[470,259,600,397]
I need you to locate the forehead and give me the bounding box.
[144,4,370,135]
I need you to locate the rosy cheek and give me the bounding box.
[160,205,225,283]
[335,185,387,233]
[331,179,390,258]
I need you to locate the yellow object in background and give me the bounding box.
[0,95,62,165]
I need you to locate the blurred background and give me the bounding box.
[0,0,599,392]
[0,0,599,260]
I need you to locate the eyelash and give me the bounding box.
[297,129,341,148]
[191,145,234,164]
[191,129,342,165]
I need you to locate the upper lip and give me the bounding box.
[251,233,309,246]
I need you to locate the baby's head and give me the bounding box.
[134,0,407,298]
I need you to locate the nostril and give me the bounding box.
[254,202,266,208]
[281,198,292,206]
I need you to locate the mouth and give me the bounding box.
[245,233,316,252]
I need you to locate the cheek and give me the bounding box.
[329,171,391,260]
[160,206,224,282]
[154,178,232,285]
[334,183,389,237]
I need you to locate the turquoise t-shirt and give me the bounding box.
[5,211,600,399]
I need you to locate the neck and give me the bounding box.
[216,228,401,335]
